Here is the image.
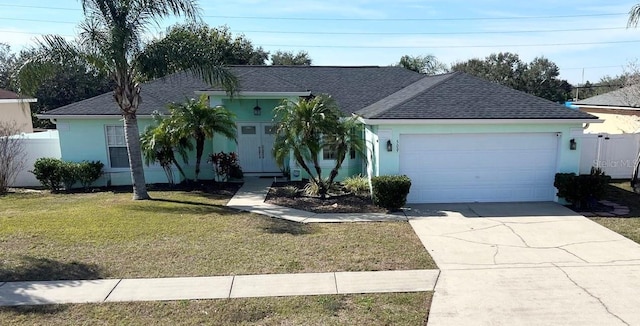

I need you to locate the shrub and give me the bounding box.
[76,161,104,189]
[32,158,65,191]
[32,158,104,191]
[208,152,242,182]
[371,175,412,211]
[554,167,611,208]
[60,161,79,190]
[342,174,370,196]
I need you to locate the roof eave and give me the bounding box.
[575,104,640,111]
[0,98,37,104]
[195,91,311,98]
[360,118,604,125]
[36,114,153,120]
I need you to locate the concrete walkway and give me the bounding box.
[0,270,439,306]
[409,202,640,326]
[226,177,407,222]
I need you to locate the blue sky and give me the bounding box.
[0,0,639,84]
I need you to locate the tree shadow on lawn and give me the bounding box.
[260,218,318,236]
[0,257,105,282]
[126,198,242,216]
[0,257,105,314]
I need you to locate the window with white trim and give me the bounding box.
[105,125,129,168]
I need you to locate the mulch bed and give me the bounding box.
[12,180,243,197]
[265,181,385,214]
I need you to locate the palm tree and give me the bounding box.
[17,0,236,200]
[169,95,237,181]
[273,95,364,198]
[629,4,640,27]
[140,116,192,184]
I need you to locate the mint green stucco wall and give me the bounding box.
[210,96,365,181]
[367,122,584,178]
[55,117,221,186]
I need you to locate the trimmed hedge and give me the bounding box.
[371,175,412,211]
[554,167,610,208]
[32,158,103,192]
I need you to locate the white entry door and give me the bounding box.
[399,133,559,203]
[237,123,280,173]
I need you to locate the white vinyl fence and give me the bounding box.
[10,130,61,187]
[580,133,640,179]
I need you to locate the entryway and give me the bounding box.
[237,122,280,173]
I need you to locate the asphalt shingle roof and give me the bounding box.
[573,86,640,108]
[357,72,597,120]
[43,66,424,116]
[42,66,597,120]
[0,89,21,99]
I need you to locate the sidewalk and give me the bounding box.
[0,270,439,306]
[226,178,407,223]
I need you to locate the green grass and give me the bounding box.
[590,181,640,244]
[0,292,432,326]
[0,191,436,281]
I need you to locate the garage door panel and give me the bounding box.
[399,133,558,203]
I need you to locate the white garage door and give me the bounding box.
[399,133,559,203]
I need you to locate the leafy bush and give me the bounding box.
[208,152,242,182]
[60,161,79,190]
[342,174,370,196]
[371,175,412,211]
[32,158,65,191]
[32,158,103,191]
[554,167,610,208]
[76,161,104,189]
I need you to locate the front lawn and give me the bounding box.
[0,293,432,325]
[0,191,435,281]
[590,181,640,244]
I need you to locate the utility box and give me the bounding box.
[290,168,302,181]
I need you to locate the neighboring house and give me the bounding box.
[0,89,37,133]
[39,66,598,203]
[573,86,640,134]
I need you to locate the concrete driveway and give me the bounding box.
[408,202,640,326]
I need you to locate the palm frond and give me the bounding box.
[630,4,640,27]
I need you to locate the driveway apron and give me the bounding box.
[408,202,640,326]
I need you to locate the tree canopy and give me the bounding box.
[271,50,312,65]
[138,24,269,80]
[397,54,447,75]
[451,52,572,102]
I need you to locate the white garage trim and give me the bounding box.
[399,133,560,203]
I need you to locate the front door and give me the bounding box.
[237,123,280,173]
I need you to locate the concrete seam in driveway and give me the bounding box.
[553,264,630,326]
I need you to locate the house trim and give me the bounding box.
[575,104,640,111]
[0,98,37,104]
[194,91,311,98]
[358,118,603,125]
[37,114,152,120]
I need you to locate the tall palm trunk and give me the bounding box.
[123,114,150,199]
[194,132,205,181]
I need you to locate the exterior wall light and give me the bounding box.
[253,99,262,116]
[386,139,393,152]
[569,138,577,150]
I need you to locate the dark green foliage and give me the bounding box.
[31,158,103,191]
[31,158,64,191]
[451,52,572,102]
[271,50,312,65]
[208,152,242,181]
[138,24,268,80]
[371,175,412,211]
[554,167,611,208]
[76,161,104,189]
